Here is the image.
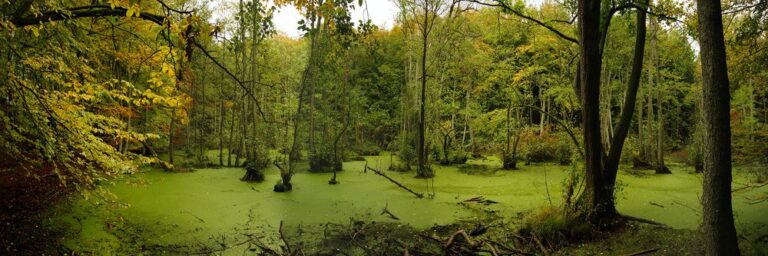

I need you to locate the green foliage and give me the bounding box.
[309,154,342,173]
[241,160,267,182]
[520,131,573,165]
[395,132,417,169]
[0,1,192,190]
[438,149,469,165]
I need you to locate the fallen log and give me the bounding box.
[364,163,424,198]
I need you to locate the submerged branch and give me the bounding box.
[364,163,424,198]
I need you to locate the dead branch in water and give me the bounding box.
[364,163,424,198]
[381,203,401,220]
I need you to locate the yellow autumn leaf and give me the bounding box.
[126,6,135,17]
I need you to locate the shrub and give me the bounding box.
[501,153,517,169]
[520,206,592,248]
[309,154,342,173]
[732,126,768,164]
[343,151,366,162]
[241,158,268,182]
[554,134,573,165]
[620,137,640,164]
[520,131,574,165]
[353,142,382,156]
[395,133,417,167]
[439,149,469,165]
[457,164,497,175]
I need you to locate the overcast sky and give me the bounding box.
[268,1,400,38]
[209,1,561,38]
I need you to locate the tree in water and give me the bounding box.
[475,0,655,223]
[234,0,275,181]
[396,0,446,178]
[696,0,741,253]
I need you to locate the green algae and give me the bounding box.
[45,153,768,254]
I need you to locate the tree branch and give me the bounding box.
[11,3,281,126]
[11,5,165,27]
[190,40,278,125]
[155,0,195,14]
[463,0,578,44]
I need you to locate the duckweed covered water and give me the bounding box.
[46,154,768,254]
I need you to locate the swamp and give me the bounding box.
[1,0,768,255]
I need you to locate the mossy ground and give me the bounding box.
[35,151,768,254]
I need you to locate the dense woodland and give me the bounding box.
[1,0,767,255]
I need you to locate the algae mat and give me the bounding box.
[46,156,768,253]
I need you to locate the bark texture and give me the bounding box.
[577,0,613,220]
[604,0,649,194]
[696,0,741,254]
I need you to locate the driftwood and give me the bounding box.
[364,163,424,198]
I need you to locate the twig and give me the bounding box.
[381,203,401,220]
[622,247,660,256]
[732,182,768,192]
[620,214,668,227]
[531,233,549,256]
[156,0,195,14]
[278,220,291,254]
[490,240,533,255]
[181,210,206,223]
[444,230,475,248]
[485,241,500,256]
[419,233,443,244]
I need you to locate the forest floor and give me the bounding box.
[0,167,70,254]
[2,151,767,255]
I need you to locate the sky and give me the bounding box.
[270,1,400,38]
[209,1,557,38]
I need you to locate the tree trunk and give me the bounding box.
[603,0,649,213]
[168,115,175,166]
[577,0,614,221]
[696,0,741,254]
[219,100,225,167]
[649,15,670,174]
[227,104,237,167]
[235,104,245,166]
[416,2,433,178]
[540,94,546,135]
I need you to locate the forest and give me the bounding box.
[1,0,767,255]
